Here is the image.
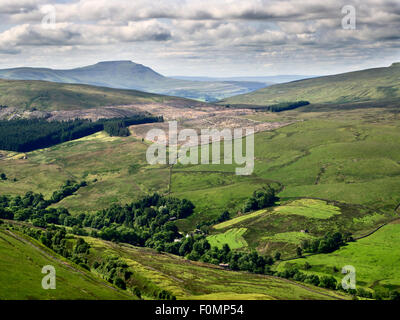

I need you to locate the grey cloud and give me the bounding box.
[0,0,398,76]
[0,20,172,51]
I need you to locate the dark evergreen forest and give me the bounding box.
[0,115,163,152]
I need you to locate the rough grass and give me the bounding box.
[0,103,399,299]
[0,131,170,213]
[208,198,394,259]
[85,236,348,300]
[1,109,399,231]
[1,107,399,240]
[0,228,132,300]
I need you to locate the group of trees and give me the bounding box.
[278,263,400,300]
[23,225,91,270]
[0,190,195,250]
[0,118,102,152]
[264,101,310,112]
[0,188,275,275]
[230,101,310,113]
[0,115,163,152]
[0,180,87,226]
[301,232,353,254]
[276,265,338,289]
[103,121,130,137]
[93,255,175,300]
[49,180,87,204]
[243,186,279,213]
[17,222,174,300]
[195,210,230,231]
[102,115,163,137]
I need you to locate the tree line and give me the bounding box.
[224,101,310,112]
[0,188,273,275]
[301,232,353,254]
[0,115,163,152]
[4,186,398,299]
[243,186,279,213]
[263,101,310,112]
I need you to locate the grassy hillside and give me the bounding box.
[0,78,196,111]
[0,228,132,300]
[0,222,347,300]
[84,236,347,300]
[1,105,399,293]
[1,106,399,229]
[0,102,399,299]
[221,63,400,106]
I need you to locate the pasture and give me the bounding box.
[207,228,248,250]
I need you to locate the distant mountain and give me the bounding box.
[171,75,317,84]
[221,63,400,106]
[0,61,267,102]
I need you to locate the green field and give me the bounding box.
[207,228,248,250]
[0,228,132,300]
[275,199,341,219]
[213,209,269,230]
[275,221,400,294]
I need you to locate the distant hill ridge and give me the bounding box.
[0,78,205,111]
[221,62,400,106]
[0,60,268,102]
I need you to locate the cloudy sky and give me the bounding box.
[0,0,399,76]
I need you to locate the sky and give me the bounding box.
[0,0,399,77]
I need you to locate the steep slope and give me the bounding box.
[221,63,400,106]
[0,61,267,102]
[0,228,133,300]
